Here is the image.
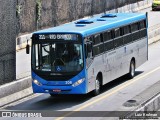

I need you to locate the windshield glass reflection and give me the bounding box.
[32,42,83,73]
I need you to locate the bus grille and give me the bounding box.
[40,75,74,81]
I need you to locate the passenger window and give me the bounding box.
[105,40,114,51]
[86,43,93,58]
[88,37,92,42]
[131,23,139,32]
[93,34,101,45]
[103,31,112,41]
[123,25,130,35]
[92,34,104,55]
[100,34,103,42]
[114,28,120,38]
[140,20,146,29]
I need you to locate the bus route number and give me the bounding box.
[39,35,45,40]
[39,34,73,40]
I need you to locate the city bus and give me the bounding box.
[26,13,148,96]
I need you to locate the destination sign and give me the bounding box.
[38,34,78,41]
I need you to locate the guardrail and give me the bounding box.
[148,24,160,44]
[16,24,160,51]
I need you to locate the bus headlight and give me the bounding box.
[72,78,85,87]
[33,79,42,86]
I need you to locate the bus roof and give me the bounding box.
[34,13,146,37]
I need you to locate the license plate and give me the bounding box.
[53,89,61,92]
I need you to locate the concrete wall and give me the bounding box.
[0,0,16,85]
[17,0,145,35]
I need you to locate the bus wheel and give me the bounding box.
[128,60,135,79]
[93,77,101,96]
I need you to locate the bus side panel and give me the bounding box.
[104,37,148,83]
[103,50,116,85]
[87,54,106,92]
[135,37,148,68]
[87,61,96,93]
[114,47,127,79]
[122,37,148,74]
[123,42,138,75]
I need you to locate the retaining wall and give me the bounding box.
[17,0,152,35]
[0,0,17,85]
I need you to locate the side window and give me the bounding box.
[139,20,147,38]
[139,20,146,29]
[86,43,93,58]
[103,31,112,41]
[93,34,104,56]
[114,28,124,48]
[123,25,132,45]
[93,34,101,45]
[131,23,139,32]
[103,30,114,52]
[104,40,114,51]
[114,28,121,38]
[123,25,130,35]
[87,36,93,43]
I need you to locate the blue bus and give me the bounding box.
[26,13,148,96]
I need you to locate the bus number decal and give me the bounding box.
[65,81,72,85]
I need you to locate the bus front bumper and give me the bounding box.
[32,80,87,94]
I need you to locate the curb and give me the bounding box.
[119,80,160,119]
[148,24,160,44]
[0,77,32,107]
[0,87,33,108]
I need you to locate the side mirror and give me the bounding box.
[26,40,30,54]
[26,44,30,54]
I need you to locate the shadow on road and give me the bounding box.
[100,71,143,94]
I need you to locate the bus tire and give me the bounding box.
[92,77,101,96]
[128,60,135,79]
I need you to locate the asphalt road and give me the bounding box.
[9,7,160,120]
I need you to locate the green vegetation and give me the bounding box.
[16,4,22,16]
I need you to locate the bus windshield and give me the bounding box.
[32,41,84,73]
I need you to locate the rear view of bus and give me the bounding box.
[27,13,148,96]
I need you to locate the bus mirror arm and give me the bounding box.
[26,40,30,54]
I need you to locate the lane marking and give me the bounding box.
[56,66,160,120]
